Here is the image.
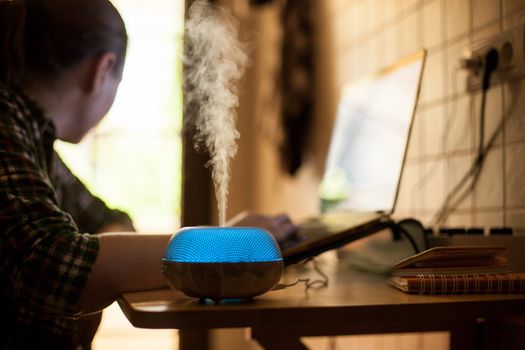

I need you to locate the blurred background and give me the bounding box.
[57,0,525,349]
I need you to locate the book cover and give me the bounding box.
[389,246,525,294]
[392,246,508,277]
[389,273,525,294]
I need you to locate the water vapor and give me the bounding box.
[184,0,249,226]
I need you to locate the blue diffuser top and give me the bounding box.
[163,227,283,263]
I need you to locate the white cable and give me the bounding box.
[273,259,329,294]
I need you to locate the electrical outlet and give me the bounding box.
[466,24,525,92]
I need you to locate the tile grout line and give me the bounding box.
[469,0,476,226]
[442,0,452,225]
[499,0,508,227]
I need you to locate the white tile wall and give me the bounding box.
[420,51,445,103]
[329,0,525,231]
[446,153,475,211]
[401,12,421,55]
[471,21,501,42]
[397,162,421,211]
[472,86,504,147]
[474,147,504,209]
[445,39,470,96]
[472,0,502,29]
[333,10,354,50]
[421,105,444,155]
[363,38,379,75]
[444,95,472,153]
[371,0,386,26]
[422,0,443,49]
[445,0,470,40]
[352,2,369,40]
[504,79,525,144]
[506,143,525,208]
[507,209,525,233]
[384,24,403,65]
[408,108,423,158]
[474,209,505,227]
[421,158,445,211]
[312,0,525,347]
[447,212,475,226]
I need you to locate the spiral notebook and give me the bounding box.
[389,246,525,294]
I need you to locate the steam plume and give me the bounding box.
[184,0,249,226]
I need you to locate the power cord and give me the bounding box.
[273,258,329,294]
[479,49,499,159]
[392,218,427,254]
[432,49,499,226]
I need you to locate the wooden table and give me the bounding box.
[118,265,525,350]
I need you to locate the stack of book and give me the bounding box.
[388,246,525,294]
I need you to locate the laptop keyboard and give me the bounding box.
[278,212,384,251]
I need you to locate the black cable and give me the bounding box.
[392,218,427,254]
[396,224,420,254]
[432,49,499,225]
[442,107,507,220]
[479,82,487,160]
[478,49,499,163]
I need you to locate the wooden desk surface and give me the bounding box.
[118,266,525,333]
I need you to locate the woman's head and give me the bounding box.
[0,0,128,142]
[0,0,127,86]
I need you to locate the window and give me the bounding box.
[56,0,184,232]
[55,0,184,348]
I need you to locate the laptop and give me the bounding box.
[281,50,427,266]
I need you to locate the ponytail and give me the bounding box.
[0,0,27,86]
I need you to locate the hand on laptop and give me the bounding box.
[227,211,297,243]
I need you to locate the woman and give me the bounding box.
[0,0,294,348]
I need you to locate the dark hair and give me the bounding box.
[0,0,128,87]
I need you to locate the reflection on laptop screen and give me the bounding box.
[320,51,425,214]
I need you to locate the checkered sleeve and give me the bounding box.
[52,155,136,234]
[0,100,99,318]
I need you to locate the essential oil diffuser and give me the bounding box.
[162,227,284,301]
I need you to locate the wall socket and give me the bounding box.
[466,24,525,92]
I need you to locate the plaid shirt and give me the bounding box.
[0,86,134,349]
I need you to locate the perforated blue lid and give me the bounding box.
[163,227,283,263]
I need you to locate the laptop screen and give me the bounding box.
[319,51,426,214]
